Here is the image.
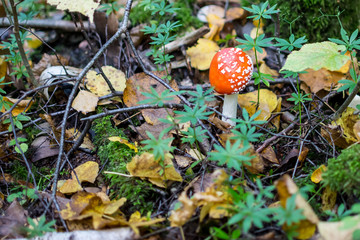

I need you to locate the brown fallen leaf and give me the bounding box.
[123,71,180,125]
[299,68,344,93]
[260,145,279,164]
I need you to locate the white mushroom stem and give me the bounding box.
[222,93,238,126]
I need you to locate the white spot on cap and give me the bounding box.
[225,67,231,72]
[218,63,224,69]
[221,69,225,74]
[236,67,241,73]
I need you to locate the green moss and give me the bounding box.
[323,144,360,197]
[268,0,360,42]
[92,115,157,214]
[130,0,203,33]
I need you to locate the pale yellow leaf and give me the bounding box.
[72,90,99,114]
[47,0,100,23]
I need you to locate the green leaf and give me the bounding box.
[281,41,350,72]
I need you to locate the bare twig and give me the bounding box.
[0,17,96,32]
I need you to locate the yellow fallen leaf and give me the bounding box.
[108,136,138,152]
[47,0,100,23]
[259,62,279,77]
[237,89,279,121]
[60,191,127,230]
[186,38,219,70]
[128,211,165,236]
[1,97,33,116]
[311,164,327,183]
[72,90,99,114]
[127,152,182,188]
[85,66,126,101]
[26,34,42,49]
[58,161,99,194]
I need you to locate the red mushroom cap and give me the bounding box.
[209,48,253,95]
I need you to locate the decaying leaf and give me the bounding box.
[47,0,100,23]
[237,89,280,122]
[169,169,231,227]
[186,38,219,70]
[282,41,350,73]
[58,161,99,194]
[321,186,337,211]
[127,152,182,188]
[66,128,95,151]
[275,175,319,239]
[321,107,358,148]
[123,71,180,125]
[85,66,126,102]
[72,90,99,114]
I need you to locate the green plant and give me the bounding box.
[130,0,202,34]
[23,215,55,238]
[98,1,121,16]
[236,1,278,106]
[7,187,38,205]
[140,0,181,77]
[268,0,360,43]
[0,31,31,79]
[322,143,360,197]
[142,131,174,176]
[282,70,312,136]
[9,137,28,153]
[3,113,31,132]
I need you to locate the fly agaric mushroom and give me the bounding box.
[209,48,253,126]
